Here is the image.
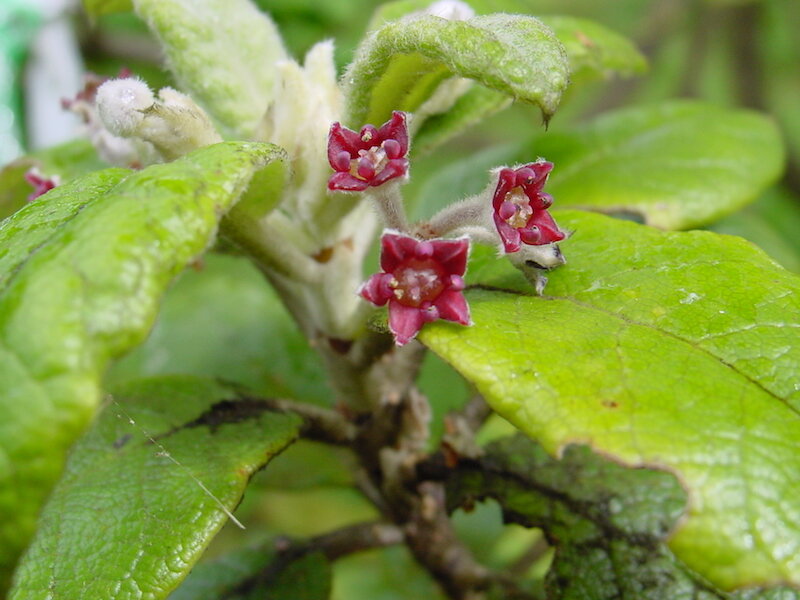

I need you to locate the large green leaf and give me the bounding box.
[133,0,286,138]
[761,0,800,183]
[0,139,107,220]
[526,101,784,229]
[0,141,281,589]
[10,376,301,599]
[420,210,800,590]
[710,186,800,273]
[343,13,569,128]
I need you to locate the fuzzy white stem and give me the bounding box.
[417,194,489,239]
[367,182,409,232]
[221,214,320,284]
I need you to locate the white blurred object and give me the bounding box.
[24,0,84,150]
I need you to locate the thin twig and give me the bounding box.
[243,395,357,445]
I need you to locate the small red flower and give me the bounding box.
[359,232,470,345]
[327,111,409,192]
[24,168,59,202]
[492,162,565,253]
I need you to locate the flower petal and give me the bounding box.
[379,231,417,272]
[328,122,362,163]
[430,237,469,275]
[434,289,471,326]
[492,168,516,209]
[529,209,565,243]
[359,273,393,306]
[371,158,409,186]
[331,150,352,172]
[388,301,426,345]
[493,214,521,253]
[378,111,409,156]
[518,225,542,245]
[328,172,370,192]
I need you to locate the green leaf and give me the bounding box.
[82,0,133,17]
[446,435,713,598]
[412,86,512,156]
[334,546,445,600]
[261,552,331,600]
[108,253,331,404]
[450,435,800,599]
[0,139,108,220]
[710,186,800,273]
[760,0,800,182]
[343,13,569,128]
[0,141,281,588]
[168,546,272,600]
[527,101,784,229]
[10,376,301,600]
[538,16,647,81]
[420,210,800,590]
[133,0,286,138]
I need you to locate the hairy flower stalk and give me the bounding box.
[360,232,471,346]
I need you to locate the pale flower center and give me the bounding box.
[505,188,533,228]
[390,258,446,308]
[352,145,389,179]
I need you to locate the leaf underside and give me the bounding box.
[343,13,569,128]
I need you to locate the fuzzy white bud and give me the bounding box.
[96,78,155,137]
[96,79,221,162]
[507,243,567,295]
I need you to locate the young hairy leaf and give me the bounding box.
[10,376,301,600]
[525,101,784,229]
[343,13,569,129]
[0,142,282,590]
[132,0,286,138]
[420,210,800,590]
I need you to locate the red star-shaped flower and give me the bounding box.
[327,111,409,192]
[492,162,565,253]
[359,232,470,346]
[24,168,59,202]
